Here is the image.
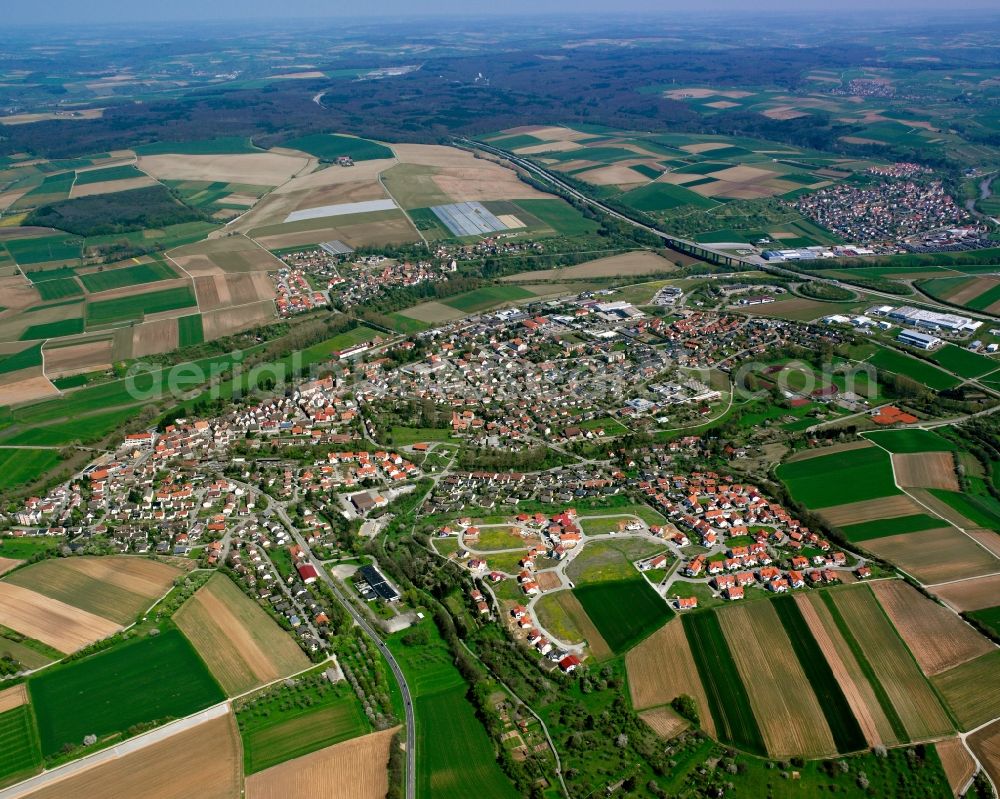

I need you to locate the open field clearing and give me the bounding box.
[138,151,309,185]
[796,593,901,747]
[0,582,118,653]
[131,317,179,357]
[934,574,1000,611]
[719,601,837,757]
[0,685,27,714]
[252,212,417,250]
[0,450,61,490]
[866,527,1000,585]
[246,727,397,799]
[868,346,961,391]
[638,707,689,740]
[893,452,959,491]
[817,494,924,527]
[870,580,993,676]
[625,618,713,736]
[397,301,475,324]
[572,578,672,654]
[777,446,899,508]
[501,250,677,283]
[241,691,370,774]
[536,590,612,660]
[936,737,976,798]
[932,651,1000,730]
[86,284,197,328]
[0,373,58,407]
[18,711,241,799]
[5,557,179,626]
[415,684,519,799]
[968,719,1000,790]
[0,705,41,789]
[29,628,225,756]
[175,574,309,695]
[682,611,764,754]
[828,585,953,741]
[77,260,177,293]
[69,176,156,199]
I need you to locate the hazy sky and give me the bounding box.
[8,0,1000,25]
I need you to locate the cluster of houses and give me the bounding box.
[272,266,329,317]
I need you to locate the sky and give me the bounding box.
[8,0,1000,25]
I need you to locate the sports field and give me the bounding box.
[572,578,673,654]
[28,628,225,756]
[777,446,899,508]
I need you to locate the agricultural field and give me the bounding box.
[863,428,957,454]
[932,651,1000,731]
[441,285,534,313]
[867,346,960,391]
[534,590,612,660]
[174,573,310,695]
[927,343,999,379]
[0,703,41,788]
[16,711,242,799]
[565,538,662,584]
[501,250,677,283]
[245,727,398,799]
[28,628,225,756]
[776,445,900,508]
[284,133,394,162]
[571,579,671,654]
[837,513,945,542]
[85,284,197,327]
[5,556,180,626]
[824,585,953,742]
[240,682,371,774]
[682,610,765,755]
[969,719,1000,795]
[937,576,1000,614]
[77,260,177,293]
[0,581,120,653]
[865,525,1000,585]
[0,449,61,490]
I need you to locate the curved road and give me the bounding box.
[268,500,417,799]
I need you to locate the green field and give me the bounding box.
[967,282,1000,310]
[928,489,1000,530]
[442,285,534,313]
[4,407,146,448]
[415,686,519,799]
[28,628,224,756]
[0,706,41,788]
[617,182,718,212]
[240,683,370,774]
[18,318,83,340]
[33,277,83,302]
[969,605,1000,638]
[133,137,259,156]
[572,579,673,654]
[389,426,453,445]
[867,347,959,390]
[863,429,957,453]
[177,313,204,346]
[73,165,146,185]
[511,198,600,236]
[0,343,43,376]
[0,536,59,560]
[0,449,61,489]
[929,344,998,379]
[284,133,393,162]
[486,133,547,150]
[5,235,82,266]
[777,446,900,508]
[86,285,197,326]
[682,611,765,755]
[838,513,946,542]
[772,595,866,754]
[77,261,177,293]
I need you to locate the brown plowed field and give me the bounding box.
[866,528,1000,585]
[933,651,1000,731]
[0,557,21,577]
[201,300,275,341]
[893,452,959,491]
[245,726,398,799]
[796,593,896,746]
[0,582,119,653]
[831,585,953,741]
[502,251,676,282]
[638,707,689,739]
[132,317,179,358]
[43,338,113,378]
[535,571,561,591]
[626,618,716,737]
[967,529,1000,558]
[0,371,58,405]
[60,556,180,598]
[174,574,309,695]
[139,152,308,185]
[817,494,923,526]
[936,737,976,798]
[0,683,27,713]
[871,580,993,676]
[968,719,1000,792]
[719,601,836,758]
[934,574,1000,611]
[23,712,242,799]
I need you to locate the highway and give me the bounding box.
[270,501,417,799]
